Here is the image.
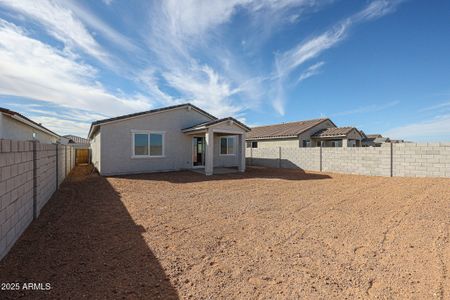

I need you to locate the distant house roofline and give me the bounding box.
[247,118,336,140]
[63,134,89,144]
[0,107,60,138]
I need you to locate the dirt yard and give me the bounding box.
[0,165,449,299]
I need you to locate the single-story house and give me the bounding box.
[246,118,364,148]
[60,134,90,149]
[0,107,59,143]
[60,135,91,165]
[88,103,250,176]
[311,127,365,147]
[362,134,391,147]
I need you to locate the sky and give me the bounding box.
[0,0,449,141]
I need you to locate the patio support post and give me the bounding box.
[342,139,348,148]
[239,134,246,172]
[205,128,214,176]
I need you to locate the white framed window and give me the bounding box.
[220,136,236,155]
[131,130,165,158]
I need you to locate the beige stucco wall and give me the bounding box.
[90,130,101,172]
[0,114,58,144]
[95,107,213,175]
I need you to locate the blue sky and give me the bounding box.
[0,0,449,141]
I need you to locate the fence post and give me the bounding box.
[32,141,38,220]
[65,145,67,177]
[319,144,323,172]
[55,144,58,188]
[390,142,393,177]
[278,147,281,168]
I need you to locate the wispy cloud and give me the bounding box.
[0,19,151,117]
[141,0,337,118]
[332,100,400,116]
[419,101,450,112]
[297,61,325,83]
[62,1,138,53]
[272,0,404,115]
[0,0,110,64]
[385,114,450,141]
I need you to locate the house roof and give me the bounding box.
[182,117,251,132]
[366,134,383,139]
[311,127,357,138]
[247,118,334,140]
[0,107,60,138]
[88,103,217,138]
[373,137,390,143]
[63,135,89,144]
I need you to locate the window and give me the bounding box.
[132,131,165,157]
[246,141,258,148]
[301,139,311,147]
[220,136,235,155]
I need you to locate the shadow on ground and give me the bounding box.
[112,166,331,184]
[0,165,178,299]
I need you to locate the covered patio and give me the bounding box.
[182,117,250,175]
[311,127,364,147]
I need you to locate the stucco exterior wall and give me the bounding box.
[90,130,101,172]
[0,114,58,144]
[213,134,240,167]
[97,107,212,175]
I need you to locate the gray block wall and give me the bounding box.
[0,140,76,261]
[322,145,391,176]
[393,143,450,177]
[247,143,450,178]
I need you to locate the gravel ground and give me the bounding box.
[0,165,449,299]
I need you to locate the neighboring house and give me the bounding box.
[362,134,391,147]
[88,103,250,176]
[311,127,365,147]
[61,134,91,165]
[246,118,364,148]
[0,107,59,143]
[60,134,90,148]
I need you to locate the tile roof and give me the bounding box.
[247,118,332,140]
[63,135,89,144]
[311,127,355,138]
[182,117,250,132]
[365,134,382,139]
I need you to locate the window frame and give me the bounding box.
[219,136,236,156]
[131,130,165,158]
[301,139,311,148]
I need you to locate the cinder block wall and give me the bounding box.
[322,144,391,176]
[0,140,34,262]
[247,143,450,178]
[393,143,450,177]
[0,140,76,260]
